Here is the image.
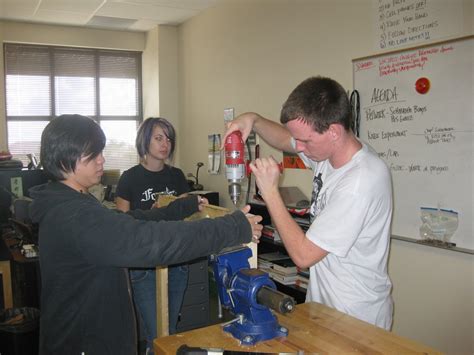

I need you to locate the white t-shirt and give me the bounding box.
[296,139,394,330]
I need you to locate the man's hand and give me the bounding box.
[221,112,261,149]
[151,193,189,209]
[240,205,263,243]
[197,195,209,211]
[249,157,281,201]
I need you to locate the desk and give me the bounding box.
[0,260,13,308]
[154,302,440,354]
[1,231,40,308]
[1,231,15,309]
[2,232,38,263]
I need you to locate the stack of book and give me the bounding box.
[257,252,299,285]
[270,258,298,285]
[295,267,310,289]
[293,216,310,231]
[257,251,288,268]
[261,225,281,242]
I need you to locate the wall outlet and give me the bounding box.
[224,108,234,123]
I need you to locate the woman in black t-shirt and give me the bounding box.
[116,117,190,354]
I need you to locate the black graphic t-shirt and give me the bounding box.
[116,164,190,210]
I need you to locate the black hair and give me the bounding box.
[40,114,106,181]
[280,76,351,133]
[135,117,176,160]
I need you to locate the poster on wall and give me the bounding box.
[282,152,307,169]
[208,134,221,174]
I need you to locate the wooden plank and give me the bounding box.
[0,260,13,309]
[156,266,169,337]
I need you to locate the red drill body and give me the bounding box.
[225,131,246,205]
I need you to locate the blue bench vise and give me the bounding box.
[211,246,295,345]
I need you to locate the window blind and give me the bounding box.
[4,43,142,173]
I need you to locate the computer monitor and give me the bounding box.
[0,169,48,224]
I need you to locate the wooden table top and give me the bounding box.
[154,302,441,354]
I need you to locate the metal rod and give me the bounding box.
[256,286,295,314]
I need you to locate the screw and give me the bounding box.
[243,335,253,344]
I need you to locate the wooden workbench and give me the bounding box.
[154,302,441,354]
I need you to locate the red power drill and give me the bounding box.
[224,131,248,205]
[225,131,283,205]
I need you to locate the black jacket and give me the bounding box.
[29,182,251,355]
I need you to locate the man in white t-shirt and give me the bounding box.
[223,76,393,330]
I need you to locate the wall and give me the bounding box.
[142,27,160,120]
[142,25,181,165]
[389,239,473,352]
[156,26,179,131]
[176,0,473,353]
[0,22,5,151]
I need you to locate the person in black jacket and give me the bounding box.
[29,114,262,355]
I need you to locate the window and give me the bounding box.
[4,43,142,172]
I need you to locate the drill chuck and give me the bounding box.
[228,182,242,205]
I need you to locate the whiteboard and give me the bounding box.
[353,36,473,250]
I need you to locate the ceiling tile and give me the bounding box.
[38,0,104,14]
[96,1,198,23]
[87,15,138,30]
[0,0,38,19]
[0,9,36,20]
[111,0,219,11]
[128,18,158,31]
[33,9,91,25]
[1,0,40,6]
